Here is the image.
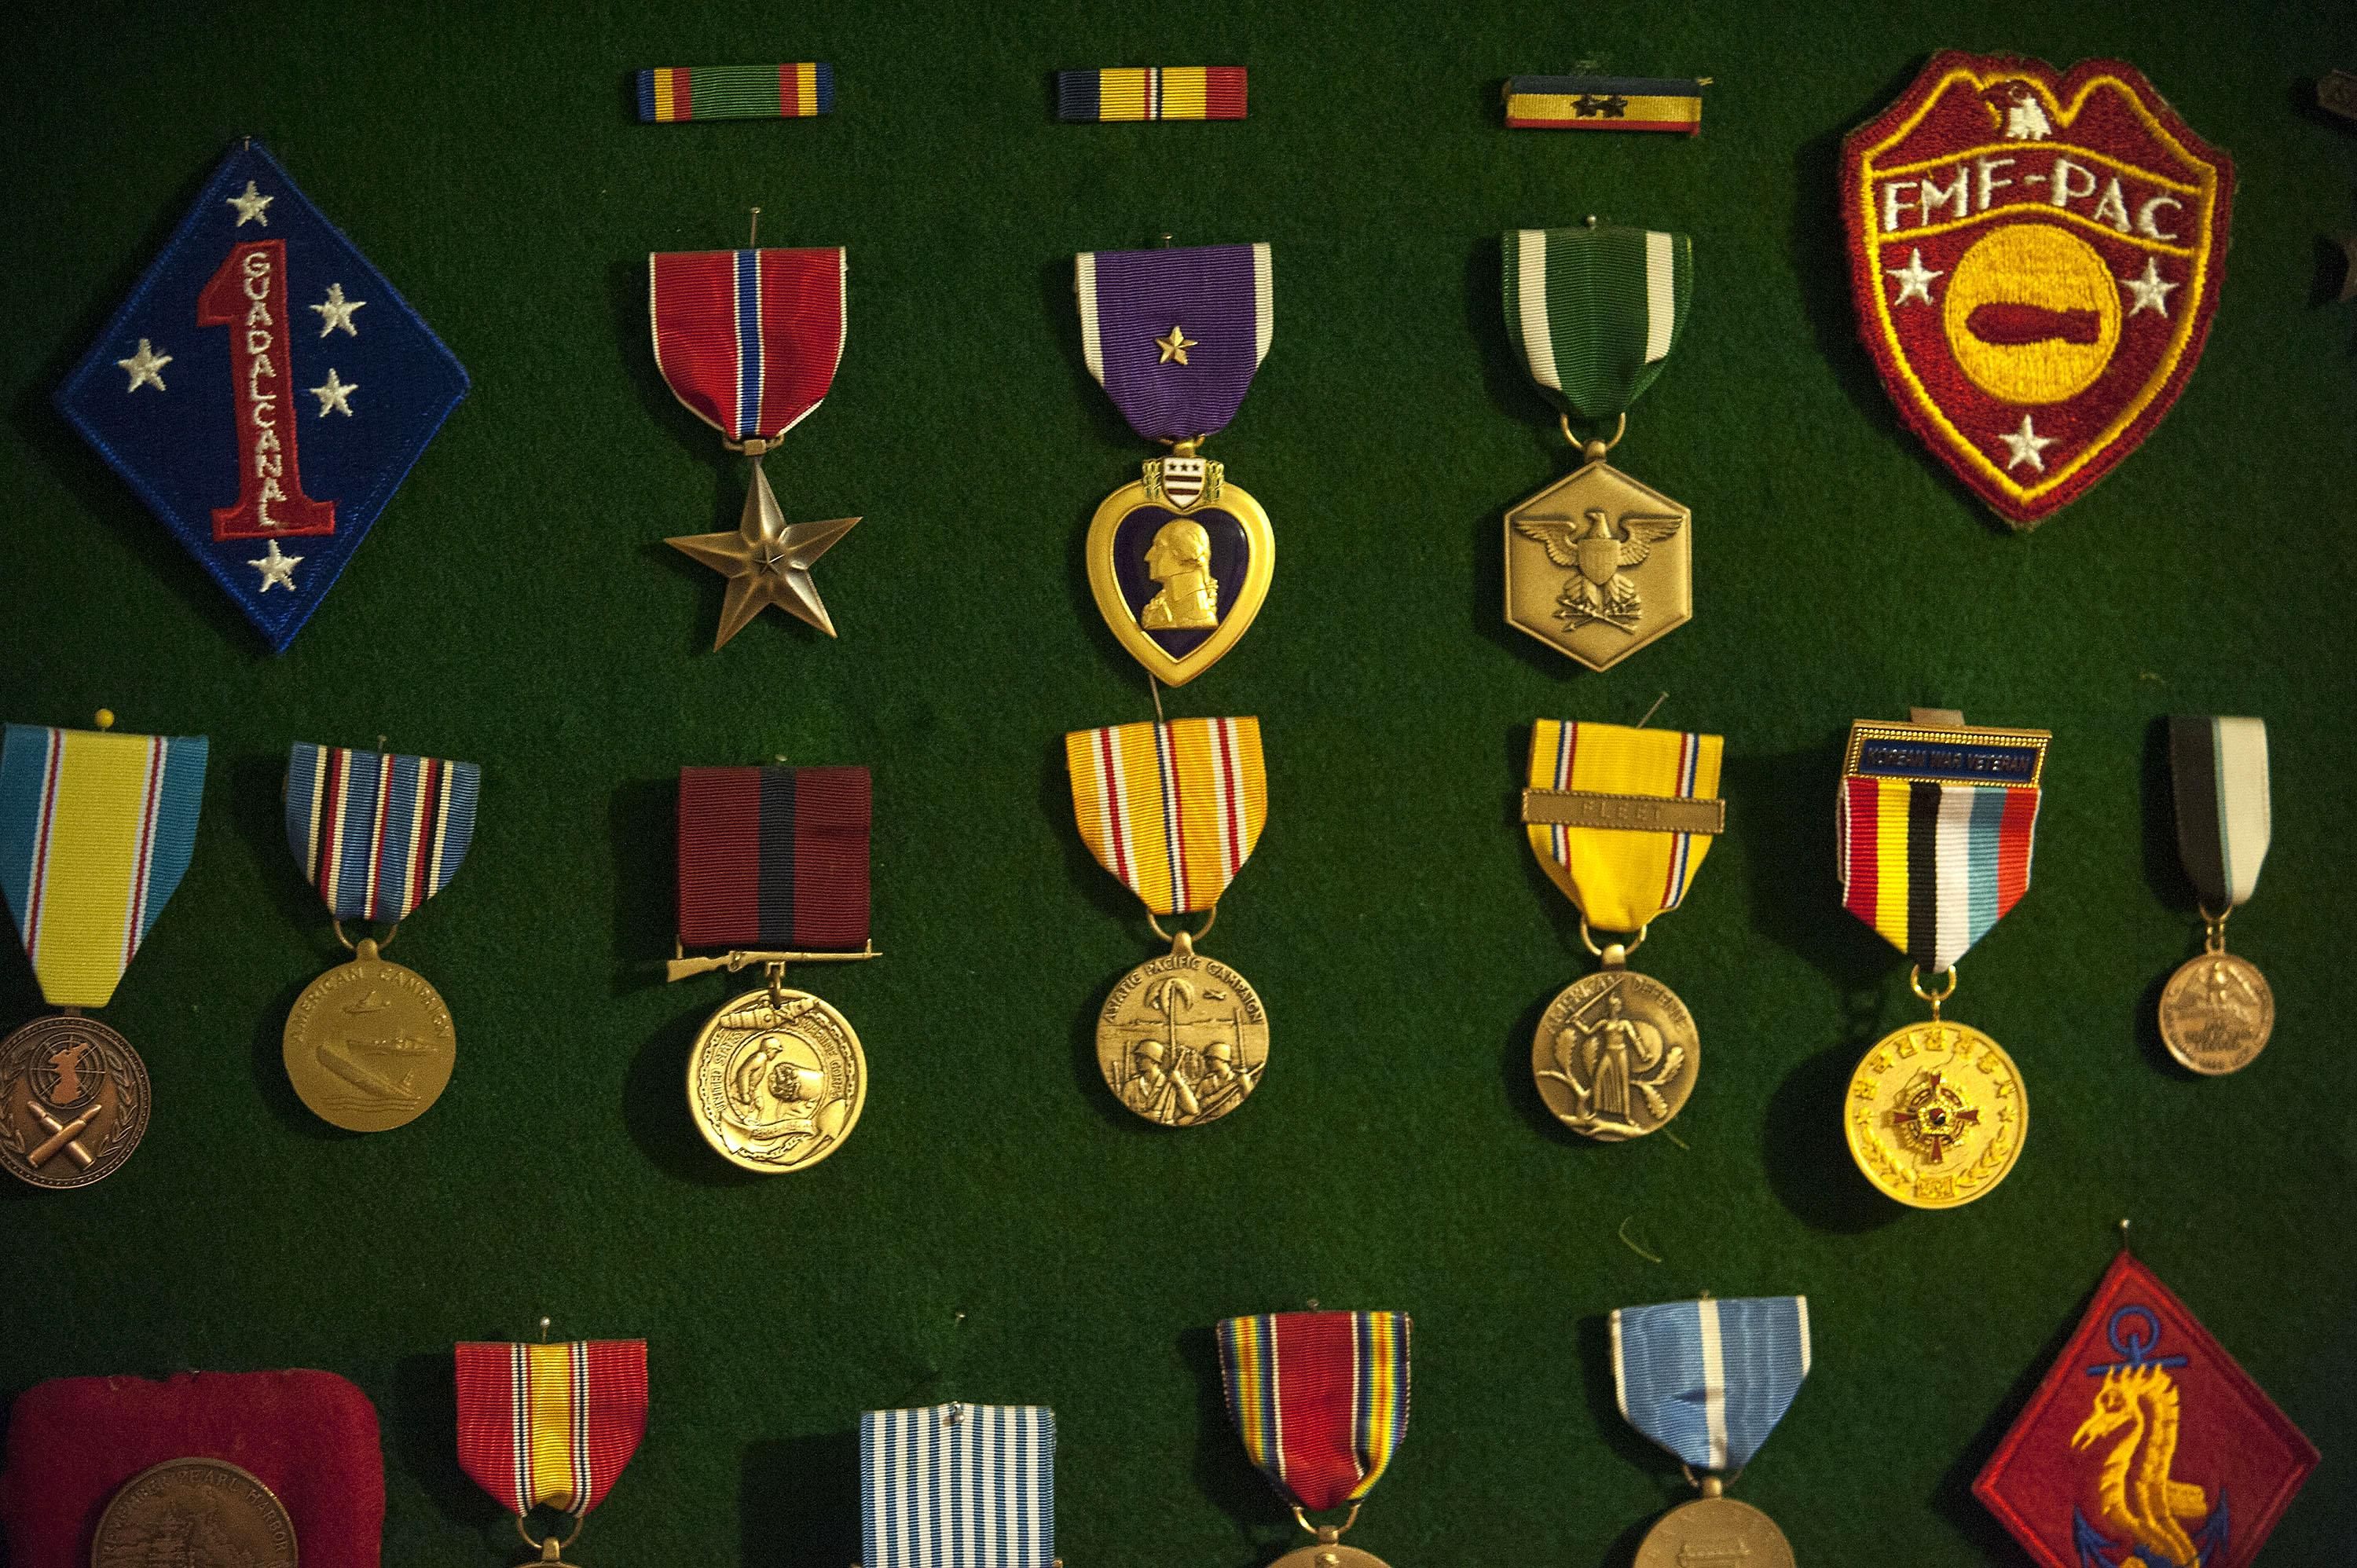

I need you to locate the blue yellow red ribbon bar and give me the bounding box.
[1215,1310,1409,1513]
[677,766,871,951]
[1058,68,1247,122]
[638,64,834,123]
[285,743,479,925]
[1505,75,1706,131]
[454,1340,649,1518]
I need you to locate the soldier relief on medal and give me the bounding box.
[1096,954,1267,1127]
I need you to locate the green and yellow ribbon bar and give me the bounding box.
[638,63,834,123]
[1505,75,1707,132]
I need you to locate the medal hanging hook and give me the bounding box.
[332,918,399,956]
[1289,1502,1361,1544]
[514,1508,584,1565]
[2198,902,2231,954]
[1146,903,1217,952]
[1559,409,1626,462]
[1578,915,1647,967]
[1908,962,1958,1021]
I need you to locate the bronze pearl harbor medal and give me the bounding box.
[1838,711,2047,1207]
[0,717,206,1191]
[2161,716,2274,1073]
[1520,720,1724,1141]
[1067,720,1270,1126]
[1215,1312,1411,1568]
[280,743,478,1132]
[1501,224,1694,669]
[669,765,875,1172]
[93,1458,297,1568]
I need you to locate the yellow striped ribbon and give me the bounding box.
[1526,720,1722,931]
[1065,718,1266,916]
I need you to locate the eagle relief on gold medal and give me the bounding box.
[0,1014,149,1189]
[282,957,456,1132]
[1845,1022,2026,1207]
[1095,951,1268,1127]
[93,1459,297,1568]
[1504,459,1692,670]
[1530,970,1699,1141]
[690,989,865,1171]
[2158,952,2273,1075]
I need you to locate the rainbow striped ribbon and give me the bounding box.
[0,724,207,1009]
[1215,1311,1410,1513]
[455,1340,647,1518]
[285,744,479,925]
[638,63,833,123]
[1526,721,1722,932]
[1057,67,1247,121]
[1065,718,1266,918]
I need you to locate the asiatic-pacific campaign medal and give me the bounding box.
[54,141,469,651]
[1067,719,1269,1126]
[861,1405,1057,1568]
[668,765,875,1171]
[1521,720,1724,1141]
[1076,243,1274,686]
[1842,53,2233,526]
[654,244,860,647]
[1614,1296,1809,1567]
[2161,716,2273,1074]
[93,1458,298,1568]
[280,742,479,1131]
[1838,710,2047,1207]
[0,716,205,1190]
[1501,223,1693,669]
[456,1338,647,1566]
[1215,1311,1410,1568]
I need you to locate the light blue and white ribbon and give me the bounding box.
[1611,1296,1810,1473]
[861,1405,1055,1568]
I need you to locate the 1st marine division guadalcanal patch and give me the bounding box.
[1842,53,2232,528]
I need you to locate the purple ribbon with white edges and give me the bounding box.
[1075,243,1272,443]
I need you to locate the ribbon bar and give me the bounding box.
[2169,716,2269,908]
[1215,1310,1410,1515]
[1612,1296,1810,1474]
[1505,75,1707,131]
[638,64,834,122]
[861,1405,1055,1568]
[286,743,479,925]
[1058,68,1248,121]
[454,1340,647,1519]
[1522,788,1725,836]
[678,766,871,952]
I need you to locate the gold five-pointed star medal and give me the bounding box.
[667,458,860,648]
[1154,324,1195,365]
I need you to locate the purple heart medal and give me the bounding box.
[1074,244,1274,687]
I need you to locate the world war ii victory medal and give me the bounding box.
[56,141,469,650]
[2161,716,2274,1073]
[1215,1311,1412,1568]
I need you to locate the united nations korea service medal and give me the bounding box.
[2159,716,2273,1074]
[1216,1312,1411,1568]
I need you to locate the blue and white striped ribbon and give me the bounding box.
[285,743,480,925]
[1611,1297,1810,1473]
[861,1405,1055,1568]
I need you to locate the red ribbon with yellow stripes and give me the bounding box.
[455,1341,647,1519]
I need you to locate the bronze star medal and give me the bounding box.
[667,446,860,648]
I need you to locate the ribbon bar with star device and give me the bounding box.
[1504,75,1707,131]
[860,1405,1056,1568]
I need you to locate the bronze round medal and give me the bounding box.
[1530,968,1699,1141]
[687,985,867,1172]
[1844,1020,2027,1208]
[2158,951,2273,1075]
[1269,1543,1392,1568]
[1095,937,1268,1127]
[282,940,455,1132]
[0,1013,149,1190]
[92,1457,297,1568]
[1633,1496,1793,1568]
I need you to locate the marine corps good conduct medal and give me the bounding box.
[280,742,479,1132]
[1502,224,1693,669]
[1215,1311,1411,1568]
[93,1458,297,1568]
[1076,243,1274,685]
[861,1405,1056,1568]
[457,1338,648,1566]
[668,765,876,1171]
[1838,710,2047,1207]
[2161,716,2273,1073]
[1521,720,1724,1140]
[0,717,206,1190]
[1067,719,1269,1126]
[1614,1296,1809,1568]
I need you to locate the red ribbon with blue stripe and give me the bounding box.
[650,249,845,445]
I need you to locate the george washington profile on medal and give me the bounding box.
[1141,518,1220,630]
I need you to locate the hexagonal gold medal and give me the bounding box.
[1504,456,1691,670]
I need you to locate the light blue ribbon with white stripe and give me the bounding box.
[1611,1297,1810,1473]
[861,1405,1055,1568]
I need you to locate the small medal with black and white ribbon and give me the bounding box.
[2161,716,2274,1073]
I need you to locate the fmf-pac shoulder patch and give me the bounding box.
[57,141,469,651]
[1842,53,2231,527]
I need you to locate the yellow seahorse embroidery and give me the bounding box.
[2072,1363,2209,1567]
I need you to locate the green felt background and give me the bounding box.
[4,1,2355,1563]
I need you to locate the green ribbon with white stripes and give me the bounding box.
[1503,225,1692,420]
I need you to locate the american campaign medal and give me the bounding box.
[1521,720,1723,1141]
[93,1458,297,1568]
[2160,716,2273,1074]
[864,1405,1056,1568]
[1076,244,1274,687]
[456,1339,647,1566]
[1838,712,2047,1207]
[1217,1312,1410,1568]
[1842,53,2234,527]
[669,765,875,1171]
[1501,225,1692,669]
[0,718,206,1191]
[280,743,478,1131]
[1068,718,1270,1126]
[654,246,861,648]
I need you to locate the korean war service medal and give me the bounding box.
[280,743,480,1132]
[1842,53,2233,526]
[653,246,860,648]
[1838,710,2047,1208]
[860,1405,1056,1568]
[1501,224,1693,669]
[1215,1311,1411,1568]
[1522,721,1723,1141]
[1076,244,1274,687]
[1974,1249,2317,1567]
[667,765,876,1171]
[0,717,205,1190]
[1067,719,1269,1127]
[456,1338,647,1566]
[2160,716,2273,1073]
[1615,1297,1809,1567]
[56,141,469,651]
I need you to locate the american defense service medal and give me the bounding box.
[1215,1312,1411,1568]
[1076,244,1274,686]
[1520,721,1724,1141]
[457,1339,648,1566]
[1838,710,2047,1208]
[0,717,206,1191]
[279,743,479,1131]
[55,141,469,652]
[653,244,861,648]
[1614,1297,1809,1567]
[1067,719,1270,1126]
[861,1405,1057,1568]
[93,1458,298,1568]
[1842,53,2234,527]
[666,765,876,1171]
[2161,716,2274,1074]
[1501,224,1693,669]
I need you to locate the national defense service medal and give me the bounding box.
[1087,443,1275,687]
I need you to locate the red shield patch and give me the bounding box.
[1973,1253,2317,1567]
[1842,53,2234,526]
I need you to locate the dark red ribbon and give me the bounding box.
[677,766,870,951]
